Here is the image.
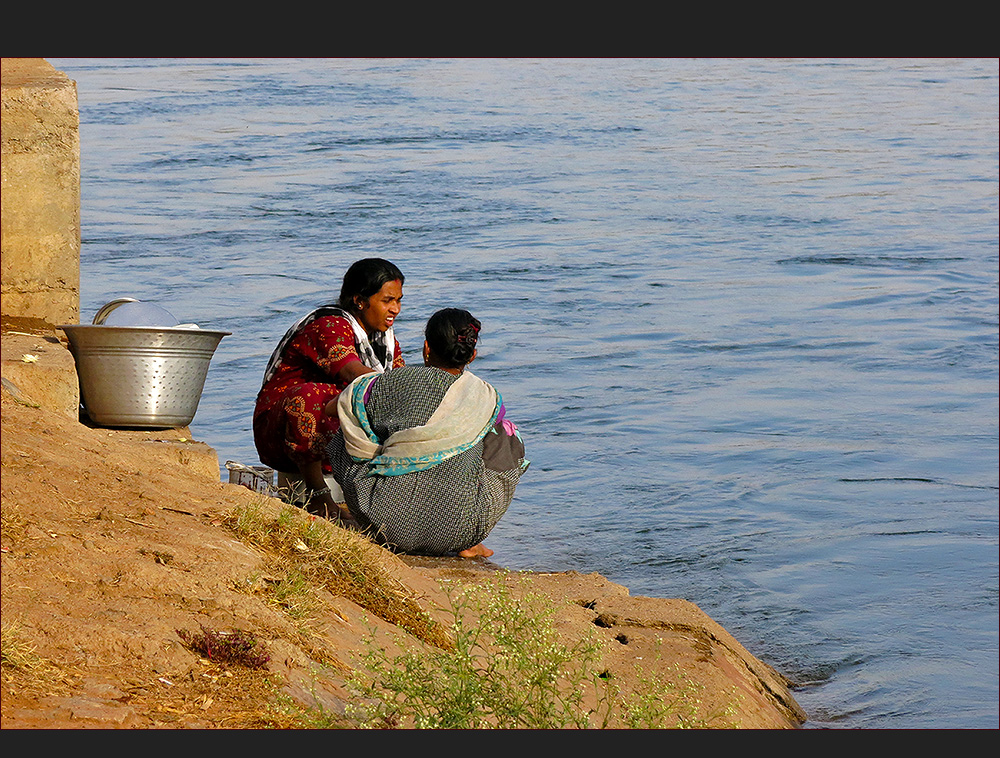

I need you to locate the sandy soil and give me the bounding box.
[0,337,805,729]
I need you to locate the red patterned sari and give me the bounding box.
[253,315,403,473]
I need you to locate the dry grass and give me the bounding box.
[0,500,28,545]
[1,620,45,674]
[0,618,70,698]
[223,498,451,650]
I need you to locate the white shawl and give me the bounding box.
[337,369,499,475]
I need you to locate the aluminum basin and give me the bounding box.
[60,324,230,428]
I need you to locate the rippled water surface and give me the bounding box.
[51,58,998,728]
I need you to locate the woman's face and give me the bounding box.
[355,279,403,333]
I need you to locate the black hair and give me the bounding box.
[425,308,481,369]
[338,258,405,310]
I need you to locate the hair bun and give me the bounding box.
[456,321,480,346]
[426,308,482,369]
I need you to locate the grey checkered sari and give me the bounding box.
[327,365,527,555]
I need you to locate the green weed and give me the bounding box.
[347,573,727,729]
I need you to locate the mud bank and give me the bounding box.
[1,337,805,729]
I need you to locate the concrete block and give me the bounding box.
[1,58,80,326]
[0,328,79,418]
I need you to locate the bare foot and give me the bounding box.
[458,543,494,559]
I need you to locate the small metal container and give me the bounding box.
[60,324,230,428]
[226,461,276,495]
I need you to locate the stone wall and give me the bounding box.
[1,57,80,327]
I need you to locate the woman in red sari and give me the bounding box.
[253,258,405,520]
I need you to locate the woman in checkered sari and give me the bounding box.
[329,309,528,557]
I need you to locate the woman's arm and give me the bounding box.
[337,359,375,384]
[323,357,375,417]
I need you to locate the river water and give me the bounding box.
[50,58,998,728]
